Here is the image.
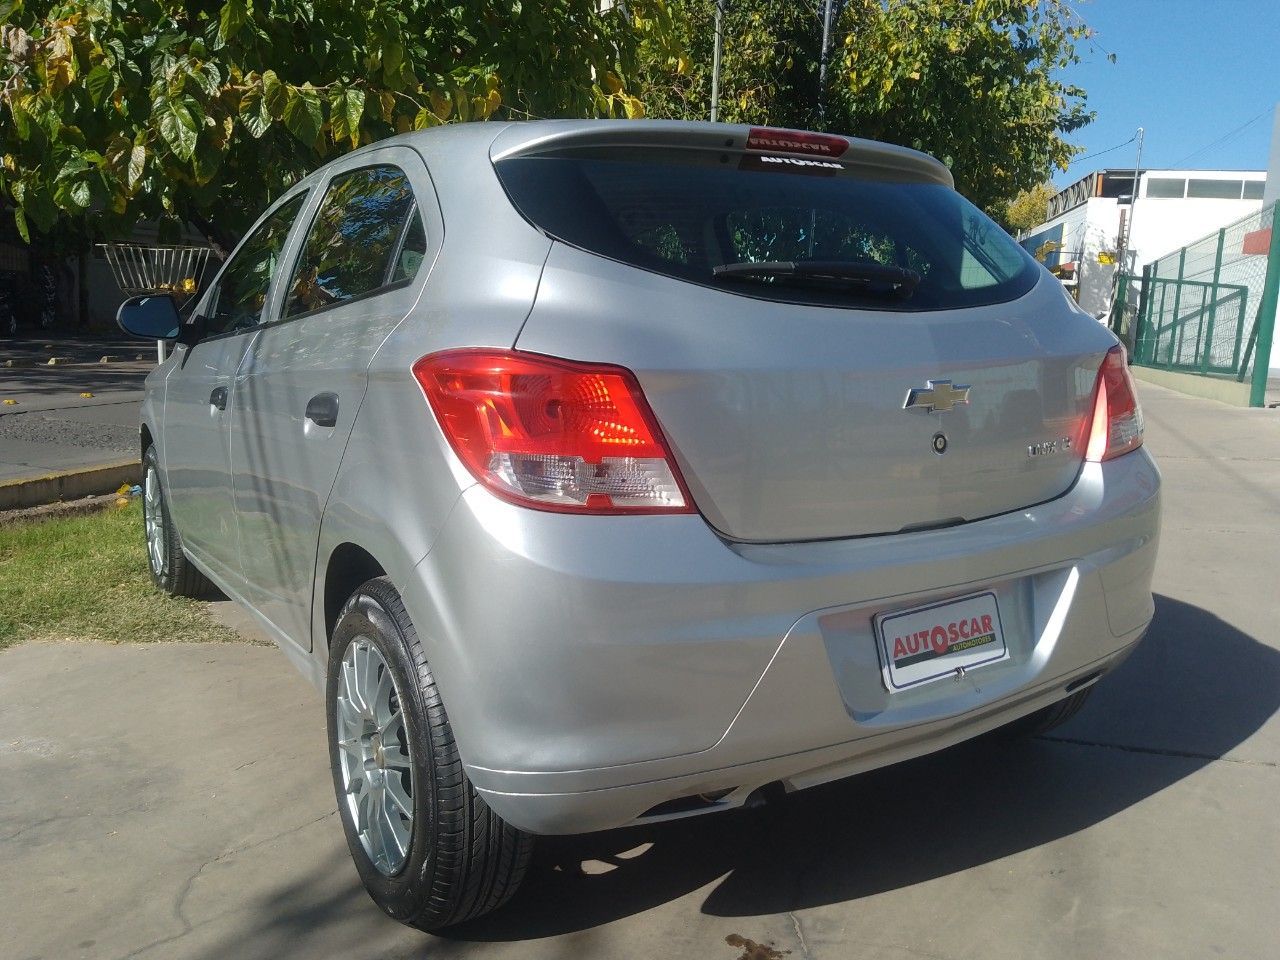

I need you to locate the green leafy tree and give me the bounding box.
[1003,181,1056,233]
[0,0,650,252]
[638,0,1097,216]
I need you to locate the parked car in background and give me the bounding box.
[117,120,1160,931]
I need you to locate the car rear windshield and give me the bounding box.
[494,150,1040,311]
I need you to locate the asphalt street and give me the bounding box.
[1,381,1277,960]
[0,335,150,481]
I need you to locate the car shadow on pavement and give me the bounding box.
[181,593,1278,959]
[441,593,1278,942]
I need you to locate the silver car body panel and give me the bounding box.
[517,244,1113,541]
[136,119,1161,836]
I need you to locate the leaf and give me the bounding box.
[428,89,451,120]
[193,62,223,98]
[55,177,92,210]
[13,206,28,243]
[622,95,645,119]
[127,143,146,189]
[262,69,286,117]
[378,90,395,123]
[5,24,32,62]
[382,42,404,84]
[84,64,114,105]
[46,32,77,96]
[218,0,249,45]
[24,185,60,234]
[9,97,30,140]
[158,99,199,160]
[282,84,322,145]
[329,86,364,148]
[193,143,221,185]
[239,87,271,138]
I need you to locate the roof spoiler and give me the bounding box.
[488,119,954,189]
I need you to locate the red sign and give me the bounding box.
[1242,228,1272,256]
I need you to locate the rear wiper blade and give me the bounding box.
[712,259,921,296]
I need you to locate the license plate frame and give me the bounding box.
[875,591,1008,690]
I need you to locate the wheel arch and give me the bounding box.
[321,542,387,645]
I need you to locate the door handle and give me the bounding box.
[209,386,228,410]
[305,392,339,428]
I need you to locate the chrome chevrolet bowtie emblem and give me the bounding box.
[903,379,971,413]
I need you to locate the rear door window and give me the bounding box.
[494,151,1039,311]
[284,165,424,318]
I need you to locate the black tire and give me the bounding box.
[1000,687,1093,740]
[142,446,215,598]
[326,577,532,932]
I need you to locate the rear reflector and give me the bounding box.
[412,349,693,514]
[1086,346,1144,462]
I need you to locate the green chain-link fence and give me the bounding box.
[1114,203,1279,407]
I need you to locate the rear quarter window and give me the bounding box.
[494,151,1039,311]
[284,165,426,319]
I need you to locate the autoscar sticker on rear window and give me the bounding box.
[738,154,841,176]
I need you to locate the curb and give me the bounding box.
[0,492,124,526]
[1,356,145,367]
[0,459,141,511]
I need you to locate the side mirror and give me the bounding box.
[116,294,180,340]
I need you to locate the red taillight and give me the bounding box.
[1086,345,1144,462]
[745,127,849,158]
[411,349,693,514]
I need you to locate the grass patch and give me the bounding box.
[0,500,242,650]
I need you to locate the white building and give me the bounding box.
[1018,168,1266,318]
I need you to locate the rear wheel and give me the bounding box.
[142,446,214,598]
[326,577,532,931]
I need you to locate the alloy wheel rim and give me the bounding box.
[335,637,415,876]
[143,466,167,577]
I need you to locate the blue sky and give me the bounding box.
[1054,0,1280,187]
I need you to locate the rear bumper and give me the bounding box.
[403,449,1160,835]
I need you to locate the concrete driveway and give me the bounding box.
[2,381,1278,960]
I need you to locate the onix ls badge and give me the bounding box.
[903,379,971,414]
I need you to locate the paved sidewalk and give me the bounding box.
[1,382,1277,960]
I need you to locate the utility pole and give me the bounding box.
[1119,127,1145,272]
[1109,127,1144,336]
[710,0,726,122]
[818,0,838,127]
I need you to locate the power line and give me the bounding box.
[1172,108,1270,167]
[1071,133,1137,167]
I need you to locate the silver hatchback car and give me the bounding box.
[118,120,1160,931]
